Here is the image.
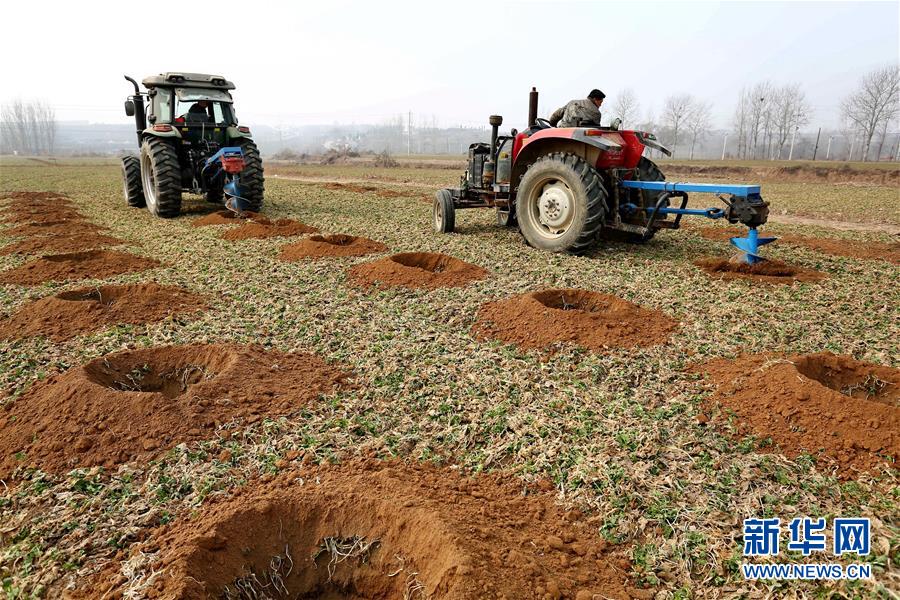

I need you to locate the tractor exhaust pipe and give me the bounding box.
[124,75,146,146]
[489,115,503,156]
[528,87,538,128]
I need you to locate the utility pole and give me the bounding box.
[407,110,412,155]
[721,133,728,160]
[825,136,833,160]
[848,138,855,161]
[811,127,821,161]
[788,122,799,161]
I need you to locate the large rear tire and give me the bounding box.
[140,138,182,218]
[236,139,264,212]
[515,152,606,254]
[121,155,145,207]
[433,189,455,233]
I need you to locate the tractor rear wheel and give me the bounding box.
[516,152,606,254]
[433,189,455,233]
[236,140,264,212]
[121,155,145,207]
[140,138,182,218]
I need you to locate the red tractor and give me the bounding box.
[435,88,772,260]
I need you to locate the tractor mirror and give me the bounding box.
[124,100,135,117]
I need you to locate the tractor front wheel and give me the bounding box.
[121,155,145,207]
[516,152,606,254]
[236,140,264,212]
[433,189,455,233]
[140,138,182,218]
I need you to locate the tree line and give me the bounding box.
[0,99,57,155]
[610,64,899,162]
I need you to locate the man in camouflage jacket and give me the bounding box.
[548,89,606,127]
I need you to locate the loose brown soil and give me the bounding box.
[322,181,413,198]
[0,250,160,285]
[3,220,109,238]
[473,289,679,352]
[279,234,388,260]
[0,191,73,204]
[0,283,206,341]
[191,210,264,227]
[694,352,900,474]
[348,252,488,290]
[0,233,127,256]
[694,257,826,284]
[695,226,900,264]
[0,344,350,479]
[80,460,636,600]
[1,208,86,224]
[221,218,319,240]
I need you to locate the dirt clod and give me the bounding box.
[0,283,206,341]
[0,344,350,478]
[694,352,899,474]
[473,289,679,351]
[694,257,826,284]
[82,461,634,600]
[0,249,160,285]
[279,234,387,260]
[348,252,487,290]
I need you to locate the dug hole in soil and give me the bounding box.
[0,249,160,285]
[694,351,899,475]
[0,233,128,256]
[473,289,679,352]
[0,283,206,341]
[694,257,826,284]
[279,234,388,260]
[0,344,351,479]
[348,252,487,290]
[695,226,900,264]
[82,460,637,600]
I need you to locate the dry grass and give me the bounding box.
[0,159,898,598]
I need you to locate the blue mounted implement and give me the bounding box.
[620,180,775,263]
[202,146,250,215]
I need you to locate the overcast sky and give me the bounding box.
[1,0,897,131]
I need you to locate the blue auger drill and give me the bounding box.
[202,147,250,216]
[619,181,776,263]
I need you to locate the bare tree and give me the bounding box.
[772,84,812,159]
[841,64,900,161]
[747,81,774,159]
[732,89,751,159]
[662,94,695,158]
[1,98,56,155]
[686,101,712,159]
[612,88,641,128]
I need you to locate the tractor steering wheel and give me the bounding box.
[535,118,554,129]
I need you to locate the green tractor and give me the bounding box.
[120,72,264,217]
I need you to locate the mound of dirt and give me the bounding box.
[0,283,206,341]
[1,208,85,224]
[694,226,900,264]
[0,233,127,256]
[0,191,72,203]
[0,249,160,285]
[191,210,264,227]
[3,220,109,238]
[694,352,899,474]
[221,218,319,240]
[694,257,826,284]
[474,289,679,352]
[348,252,488,290]
[279,234,388,260]
[82,460,636,600]
[0,344,350,479]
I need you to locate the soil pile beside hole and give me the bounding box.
[474,289,679,351]
[348,252,488,289]
[0,249,160,285]
[0,233,127,256]
[0,344,350,478]
[279,234,387,260]
[221,218,319,240]
[693,352,900,474]
[3,220,108,237]
[1,208,85,224]
[83,460,635,600]
[694,257,825,284]
[0,283,206,341]
[191,210,264,227]
[1,191,72,204]
[695,226,900,264]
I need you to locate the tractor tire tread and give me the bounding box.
[121,155,145,207]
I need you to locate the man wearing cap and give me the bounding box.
[548,89,606,127]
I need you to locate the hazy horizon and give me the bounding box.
[1,0,898,132]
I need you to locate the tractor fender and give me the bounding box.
[635,132,672,157]
[226,126,252,140]
[511,137,604,192]
[141,126,182,140]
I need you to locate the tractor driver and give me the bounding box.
[548,89,605,128]
[182,100,212,122]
